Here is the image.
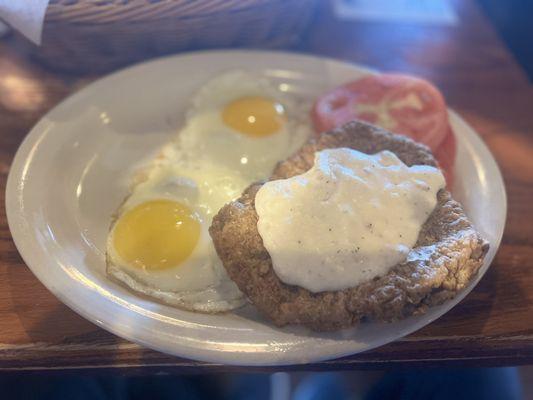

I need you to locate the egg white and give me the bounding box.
[106,70,313,312]
[106,158,250,312]
[179,70,312,181]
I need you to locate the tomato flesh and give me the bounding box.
[312,73,457,187]
[434,129,457,188]
[312,74,450,151]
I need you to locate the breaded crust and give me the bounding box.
[209,121,489,331]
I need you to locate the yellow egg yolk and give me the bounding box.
[222,96,286,137]
[113,199,200,270]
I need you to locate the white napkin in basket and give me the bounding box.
[0,0,49,44]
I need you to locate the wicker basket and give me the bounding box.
[35,0,319,73]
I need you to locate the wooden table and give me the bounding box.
[1,0,532,373]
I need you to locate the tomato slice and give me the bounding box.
[312,74,450,151]
[434,128,457,188]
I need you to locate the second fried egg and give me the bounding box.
[178,70,312,181]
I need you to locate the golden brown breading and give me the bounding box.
[210,121,489,331]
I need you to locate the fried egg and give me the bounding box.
[178,70,311,181]
[106,70,312,312]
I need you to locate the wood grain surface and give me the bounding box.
[1,0,532,372]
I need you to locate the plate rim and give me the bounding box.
[5,49,507,366]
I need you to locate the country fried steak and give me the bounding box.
[209,121,489,331]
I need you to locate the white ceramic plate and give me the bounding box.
[6,50,506,366]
